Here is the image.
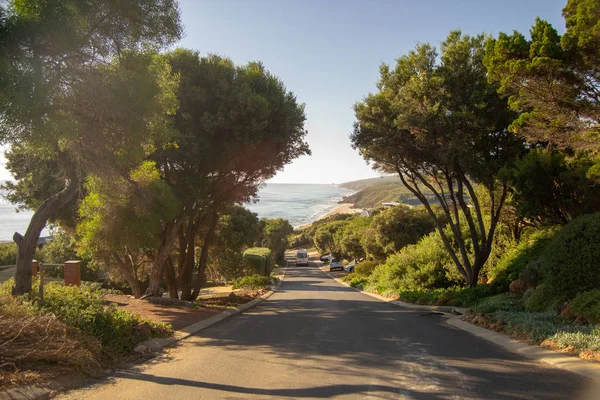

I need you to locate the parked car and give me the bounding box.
[344,262,356,273]
[320,254,331,263]
[329,258,344,272]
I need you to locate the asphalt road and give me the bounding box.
[60,261,594,400]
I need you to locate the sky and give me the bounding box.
[0,0,567,184]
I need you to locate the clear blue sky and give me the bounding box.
[0,0,567,183]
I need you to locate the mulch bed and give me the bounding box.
[105,290,266,331]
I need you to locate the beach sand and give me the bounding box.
[296,203,362,230]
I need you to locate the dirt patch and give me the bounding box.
[105,290,264,331]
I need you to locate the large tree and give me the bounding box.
[352,31,522,286]
[484,0,600,153]
[0,0,181,295]
[147,50,309,299]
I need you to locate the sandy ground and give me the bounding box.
[296,203,362,230]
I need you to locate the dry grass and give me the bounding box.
[0,295,103,390]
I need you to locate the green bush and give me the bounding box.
[541,213,600,303]
[243,247,273,276]
[486,310,600,352]
[0,242,17,265]
[349,276,368,288]
[0,278,170,353]
[489,227,558,291]
[38,282,170,352]
[398,287,461,306]
[366,231,451,294]
[471,294,523,314]
[232,274,272,289]
[354,261,377,277]
[524,284,560,312]
[570,290,600,324]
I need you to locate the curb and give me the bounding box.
[136,268,287,352]
[0,270,287,400]
[0,386,50,400]
[447,317,600,383]
[320,267,467,314]
[321,266,600,383]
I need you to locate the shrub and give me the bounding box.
[0,294,103,383]
[471,294,523,314]
[489,227,559,291]
[232,274,272,289]
[570,290,600,324]
[243,247,273,276]
[354,261,377,277]
[541,213,600,303]
[0,242,17,265]
[398,287,460,306]
[524,284,560,312]
[366,231,451,294]
[482,310,600,353]
[38,282,170,352]
[349,276,368,289]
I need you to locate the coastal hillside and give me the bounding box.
[338,175,400,191]
[339,176,435,209]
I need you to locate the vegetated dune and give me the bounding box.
[339,176,436,209]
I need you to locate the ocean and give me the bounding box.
[0,183,353,240]
[246,184,356,228]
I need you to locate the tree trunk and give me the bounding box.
[163,256,178,298]
[111,251,143,298]
[145,220,181,297]
[190,209,219,300]
[179,220,198,301]
[12,159,79,295]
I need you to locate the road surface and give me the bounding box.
[60,261,594,399]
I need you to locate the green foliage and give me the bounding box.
[0,242,17,265]
[369,206,437,256]
[483,310,600,353]
[354,261,377,277]
[40,282,171,353]
[334,216,371,261]
[470,294,524,314]
[261,218,294,264]
[0,279,171,353]
[211,206,262,281]
[313,220,347,255]
[398,288,461,306]
[489,227,559,290]
[485,3,600,152]
[366,232,452,294]
[352,31,521,286]
[570,290,600,325]
[349,276,368,289]
[232,274,272,290]
[243,247,273,276]
[541,213,600,303]
[36,230,99,281]
[509,149,600,224]
[524,284,558,312]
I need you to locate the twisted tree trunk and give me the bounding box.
[12,159,79,295]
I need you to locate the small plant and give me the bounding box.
[354,261,377,277]
[349,276,368,289]
[570,290,600,324]
[232,274,272,289]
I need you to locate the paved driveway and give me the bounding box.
[59,264,594,399]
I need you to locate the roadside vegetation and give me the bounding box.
[294,0,600,361]
[0,0,304,389]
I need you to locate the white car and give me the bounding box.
[296,249,309,266]
[344,262,356,273]
[329,258,344,272]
